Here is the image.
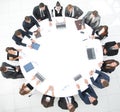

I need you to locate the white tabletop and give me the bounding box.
[19,17,103,97]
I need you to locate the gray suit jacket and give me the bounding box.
[82,11,100,29]
[65,6,83,19]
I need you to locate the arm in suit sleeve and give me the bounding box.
[45,6,52,21]
[31,16,40,27]
[75,6,83,18]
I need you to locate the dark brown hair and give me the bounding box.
[0,67,7,72]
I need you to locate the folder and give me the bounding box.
[23,62,34,72]
[34,30,41,38]
[75,19,82,30]
[32,43,40,50]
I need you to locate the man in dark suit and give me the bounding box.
[103,41,120,56]
[89,70,110,89]
[76,79,98,105]
[0,62,24,79]
[12,29,35,47]
[33,2,52,25]
[58,96,78,112]
[22,15,40,35]
[81,10,100,29]
[65,4,83,19]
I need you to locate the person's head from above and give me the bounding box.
[117,42,120,48]
[101,79,109,88]
[25,16,31,23]
[67,103,75,112]
[15,30,22,38]
[5,47,15,54]
[0,67,7,72]
[19,83,31,95]
[67,4,73,13]
[109,60,119,67]
[39,3,45,11]
[56,1,61,7]
[91,10,98,17]
[89,96,98,105]
[42,97,52,108]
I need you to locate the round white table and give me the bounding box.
[19,17,103,97]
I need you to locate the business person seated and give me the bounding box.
[65,4,83,19]
[41,85,55,108]
[33,2,52,26]
[102,41,120,56]
[5,47,22,61]
[58,96,78,112]
[89,70,110,89]
[22,15,40,35]
[81,10,101,29]
[19,75,40,95]
[100,59,119,73]
[53,1,63,17]
[12,29,35,48]
[76,79,98,105]
[91,25,108,40]
[0,62,24,79]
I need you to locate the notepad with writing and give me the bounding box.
[35,72,45,82]
[23,62,34,72]
[32,43,40,50]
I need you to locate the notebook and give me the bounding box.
[87,48,96,60]
[23,62,34,72]
[32,43,40,50]
[35,72,45,82]
[56,22,66,29]
[74,74,82,81]
[75,19,82,30]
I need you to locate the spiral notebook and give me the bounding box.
[87,48,96,60]
[35,72,45,82]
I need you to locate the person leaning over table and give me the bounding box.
[89,70,110,89]
[81,10,100,30]
[99,59,119,73]
[41,85,55,108]
[58,96,78,112]
[65,4,83,19]
[91,25,108,40]
[33,2,52,26]
[54,1,63,17]
[19,75,40,96]
[22,15,40,36]
[102,41,120,56]
[0,62,24,79]
[5,47,22,61]
[76,79,98,105]
[12,29,36,48]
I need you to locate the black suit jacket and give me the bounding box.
[103,41,119,56]
[33,5,52,21]
[22,16,40,35]
[58,96,78,110]
[12,29,31,47]
[78,84,98,104]
[0,62,24,79]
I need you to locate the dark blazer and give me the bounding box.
[33,5,52,21]
[0,62,24,79]
[90,70,110,89]
[12,29,31,47]
[92,26,108,40]
[103,41,119,56]
[54,6,63,17]
[22,16,40,35]
[41,94,55,107]
[58,96,78,110]
[82,11,100,29]
[65,5,83,19]
[7,48,19,61]
[101,61,115,73]
[78,84,98,104]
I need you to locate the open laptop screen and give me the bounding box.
[87,48,96,60]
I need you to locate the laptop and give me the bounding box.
[87,48,96,60]
[74,74,82,81]
[56,22,66,29]
[75,19,82,30]
[23,62,34,72]
[32,43,40,50]
[35,72,45,82]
